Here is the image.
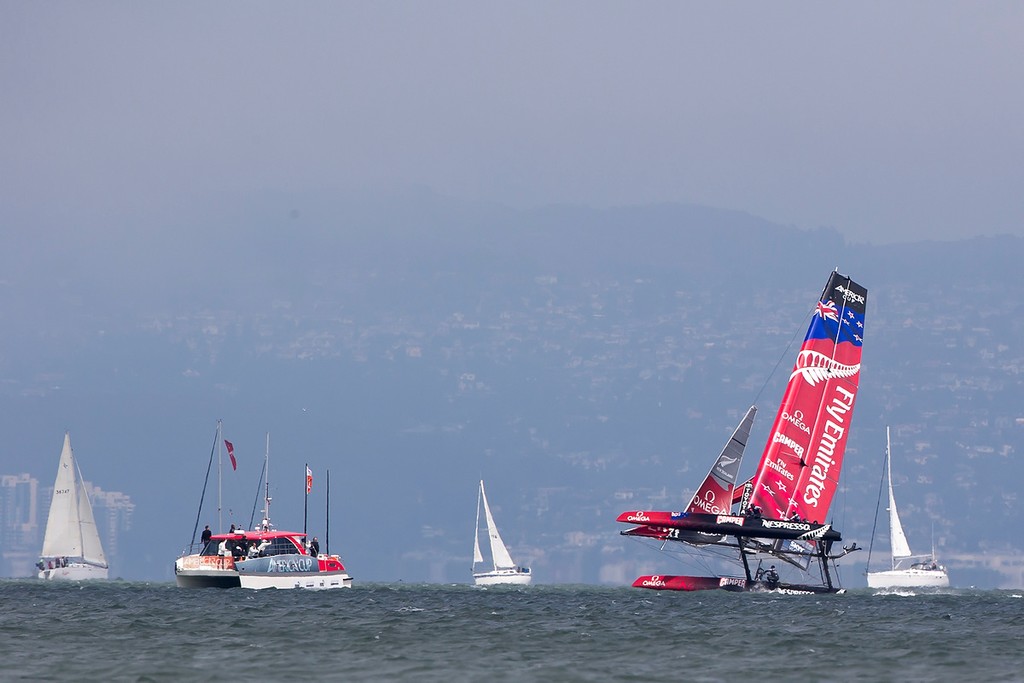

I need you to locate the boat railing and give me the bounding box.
[180,542,211,557]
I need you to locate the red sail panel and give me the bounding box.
[748,272,867,523]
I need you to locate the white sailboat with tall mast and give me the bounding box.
[37,432,109,580]
[866,427,949,589]
[472,479,531,586]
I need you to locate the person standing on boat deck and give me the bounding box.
[309,537,320,556]
[201,525,212,545]
[764,565,780,588]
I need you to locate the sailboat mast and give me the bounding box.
[326,468,331,555]
[864,434,888,575]
[217,420,223,533]
[189,424,220,547]
[886,426,895,571]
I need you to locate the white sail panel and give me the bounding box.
[480,481,516,569]
[40,434,81,558]
[472,481,484,565]
[886,431,913,560]
[76,468,107,565]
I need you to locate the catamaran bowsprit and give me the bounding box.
[617,271,867,593]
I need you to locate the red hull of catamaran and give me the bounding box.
[633,575,747,591]
[632,574,843,594]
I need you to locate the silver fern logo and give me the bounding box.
[789,350,860,386]
[797,524,831,541]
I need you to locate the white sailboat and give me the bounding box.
[866,427,949,589]
[37,432,109,580]
[472,480,531,586]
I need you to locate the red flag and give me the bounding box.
[225,440,237,471]
[306,466,313,494]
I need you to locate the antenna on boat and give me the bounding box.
[251,432,272,532]
[257,432,272,531]
[248,446,267,530]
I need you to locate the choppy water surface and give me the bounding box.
[3,581,1022,682]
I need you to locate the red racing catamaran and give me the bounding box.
[618,270,867,593]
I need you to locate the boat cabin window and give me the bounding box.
[263,537,301,557]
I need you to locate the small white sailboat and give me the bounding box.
[866,427,949,589]
[37,433,109,580]
[472,480,531,586]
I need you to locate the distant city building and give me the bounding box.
[0,474,39,577]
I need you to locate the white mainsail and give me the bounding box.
[40,433,107,568]
[473,483,485,565]
[885,427,913,565]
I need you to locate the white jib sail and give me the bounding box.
[886,427,913,562]
[480,480,516,570]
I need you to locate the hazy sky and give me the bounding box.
[3,2,1022,244]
